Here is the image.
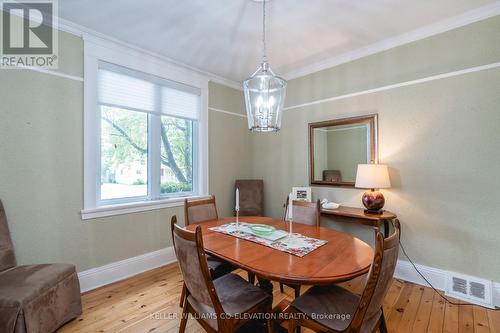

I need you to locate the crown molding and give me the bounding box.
[281,1,500,81]
[15,0,499,87]
[5,0,242,90]
[53,14,244,91]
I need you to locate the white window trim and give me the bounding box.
[82,35,209,220]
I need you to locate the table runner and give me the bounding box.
[208,222,327,257]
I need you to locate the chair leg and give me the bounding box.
[288,317,297,333]
[248,272,256,285]
[179,301,189,333]
[280,283,285,293]
[266,317,273,333]
[294,285,301,298]
[179,283,186,307]
[379,310,388,333]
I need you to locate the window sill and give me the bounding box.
[81,195,210,220]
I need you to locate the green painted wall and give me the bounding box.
[285,16,500,108]
[208,82,251,216]
[249,15,500,281]
[0,31,249,272]
[208,82,246,116]
[2,14,500,283]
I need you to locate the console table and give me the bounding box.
[320,206,397,237]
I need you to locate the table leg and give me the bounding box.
[257,276,274,296]
[256,277,279,331]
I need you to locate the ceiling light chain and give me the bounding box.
[262,0,267,63]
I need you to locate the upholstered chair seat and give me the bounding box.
[0,200,82,333]
[187,273,271,331]
[0,264,81,333]
[289,284,381,332]
[206,256,237,279]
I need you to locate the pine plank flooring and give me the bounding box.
[58,263,500,333]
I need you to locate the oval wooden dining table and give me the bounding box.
[185,216,374,287]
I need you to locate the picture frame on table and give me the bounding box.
[292,187,312,202]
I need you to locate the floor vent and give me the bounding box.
[445,271,493,308]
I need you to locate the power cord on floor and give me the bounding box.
[398,239,500,310]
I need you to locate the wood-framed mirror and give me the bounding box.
[309,114,378,187]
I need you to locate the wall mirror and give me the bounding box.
[309,114,378,187]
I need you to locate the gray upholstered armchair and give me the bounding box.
[0,200,82,333]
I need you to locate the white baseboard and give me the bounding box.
[77,247,176,293]
[76,248,499,308]
[395,260,447,290]
[494,283,500,308]
[395,260,500,308]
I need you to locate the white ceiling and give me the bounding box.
[58,0,499,83]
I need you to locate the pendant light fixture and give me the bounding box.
[243,0,287,132]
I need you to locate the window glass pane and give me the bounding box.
[160,116,193,194]
[101,106,148,200]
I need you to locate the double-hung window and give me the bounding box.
[93,62,201,207]
[97,62,201,205]
[82,37,208,219]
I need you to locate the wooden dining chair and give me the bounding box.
[286,220,401,333]
[180,196,237,307]
[281,195,290,221]
[290,200,321,226]
[185,196,220,225]
[182,196,255,307]
[234,179,264,216]
[280,199,321,297]
[171,216,273,333]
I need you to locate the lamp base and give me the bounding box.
[364,209,384,215]
[361,189,385,213]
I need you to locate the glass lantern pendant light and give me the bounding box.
[243,0,287,132]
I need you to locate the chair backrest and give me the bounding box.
[234,180,264,216]
[281,195,290,221]
[184,196,218,225]
[0,200,16,272]
[291,200,321,226]
[171,216,223,314]
[349,220,401,331]
[323,170,341,182]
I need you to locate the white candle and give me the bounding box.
[235,188,240,211]
[288,193,293,220]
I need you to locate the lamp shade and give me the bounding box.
[355,164,391,189]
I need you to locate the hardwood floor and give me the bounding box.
[58,263,500,333]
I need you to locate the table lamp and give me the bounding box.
[355,163,391,214]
